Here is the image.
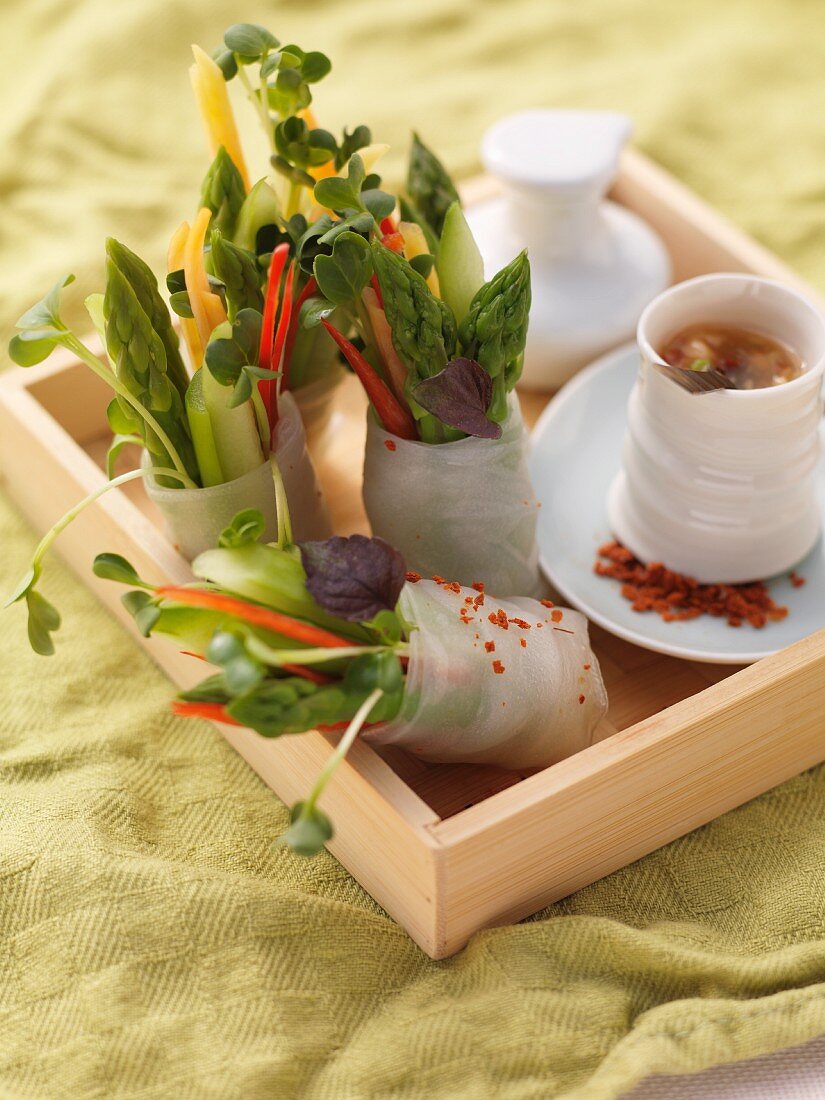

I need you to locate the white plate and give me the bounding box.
[528,343,825,663]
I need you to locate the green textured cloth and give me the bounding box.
[1,1,824,1097]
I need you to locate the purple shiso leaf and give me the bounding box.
[410,357,502,439]
[299,535,407,622]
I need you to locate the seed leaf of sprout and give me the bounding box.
[5,467,188,654]
[313,232,372,307]
[218,508,266,548]
[204,308,279,408]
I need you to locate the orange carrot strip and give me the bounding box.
[155,586,355,648]
[171,700,242,725]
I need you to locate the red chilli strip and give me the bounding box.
[268,261,296,417]
[258,243,290,428]
[370,274,384,309]
[382,231,405,254]
[155,587,355,649]
[171,700,242,726]
[320,319,418,440]
[282,664,336,685]
[281,274,318,391]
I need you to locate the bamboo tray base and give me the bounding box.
[2,150,825,958]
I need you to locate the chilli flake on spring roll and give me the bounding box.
[92,517,607,856]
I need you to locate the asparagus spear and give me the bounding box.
[459,250,531,422]
[210,231,263,321]
[199,146,247,236]
[103,259,200,486]
[105,238,190,403]
[406,132,461,238]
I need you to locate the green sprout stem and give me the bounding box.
[8,464,187,608]
[245,636,402,667]
[63,333,198,488]
[237,61,276,154]
[270,457,293,550]
[305,687,384,812]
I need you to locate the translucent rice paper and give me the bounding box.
[362,393,541,598]
[145,393,331,560]
[273,392,332,542]
[365,580,608,770]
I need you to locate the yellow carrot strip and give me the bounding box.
[399,222,440,296]
[184,208,227,347]
[168,221,204,369]
[189,44,251,191]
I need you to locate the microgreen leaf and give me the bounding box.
[312,232,372,307]
[205,308,264,387]
[26,590,61,656]
[410,357,501,439]
[409,253,435,279]
[299,535,406,621]
[105,434,142,479]
[301,51,332,83]
[121,590,161,636]
[15,274,74,331]
[106,398,141,436]
[335,125,371,171]
[299,297,335,329]
[361,189,395,221]
[277,802,333,856]
[219,509,266,548]
[224,23,279,59]
[92,553,154,588]
[206,630,265,694]
[8,332,60,366]
[313,153,366,215]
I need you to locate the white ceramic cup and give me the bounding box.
[608,274,825,584]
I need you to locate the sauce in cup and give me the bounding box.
[660,322,803,389]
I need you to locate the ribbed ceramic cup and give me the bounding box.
[608,274,825,583]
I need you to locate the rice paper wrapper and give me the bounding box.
[274,392,332,542]
[365,580,608,770]
[362,393,541,598]
[145,392,330,560]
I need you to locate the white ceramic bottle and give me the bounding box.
[465,109,671,390]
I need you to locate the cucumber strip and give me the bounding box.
[437,202,485,326]
[201,364,265,481]
[185,369,224,487]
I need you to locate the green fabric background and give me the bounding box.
[1,1,824,1097]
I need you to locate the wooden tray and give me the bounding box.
[2,149,825,959]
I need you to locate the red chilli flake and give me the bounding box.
[540,599,555,608]
[550,610,563,623]
[472,581,485,592]
[432,575,447,585]
[384,439,397,452]
[583,663,591,671]
[444,581,462,594]
[578,694,586,705]
[405,571,421,583]
[790,571,806,589]
[484,641,496,653]
[520,638,527,649]
[492,660,505,674]
[488,609,509,630]
[509,617,531,630]
[594,540,789,629]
